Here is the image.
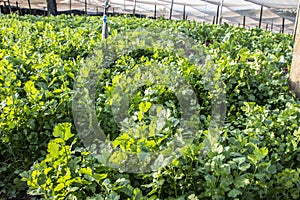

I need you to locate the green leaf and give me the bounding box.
[53,123,74,141]
[228,188,242,198]
[47,141,60,157]
[234,174,250,188]
[248,147,268,164]
[54,183,64,192]
[79,167,93,176]
[238,163,251,171]
[94,173,107,182]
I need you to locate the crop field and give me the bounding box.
[0,14,299,199]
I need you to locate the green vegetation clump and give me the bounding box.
[0,14,299,199]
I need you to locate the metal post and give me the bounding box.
[46,4,49,16]
[96,6,98,15]
[271,22,273,31]
[133,0,136,16]
[169,0,174,20]
[266,23,268,30]
[183,4,185,20]
[154,3,156,19]
[69,0,71,14]
[85,0,87,14]
[282,18,285,33]
[293,0,300,40]
[216,5,220,24]
[213,16,215,24]
[16,1,19,14]
[289,0,300,98]
[7,0,11,14]
[259,5,263,29]
[28,0,31,14]
[102,0,110,40]
[243,16,246,28]
[218,0,224,25]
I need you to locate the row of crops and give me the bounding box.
[0,14,299,199]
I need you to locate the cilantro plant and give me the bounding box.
[0,14,299,199]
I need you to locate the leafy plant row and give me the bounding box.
[0,14,299,199]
